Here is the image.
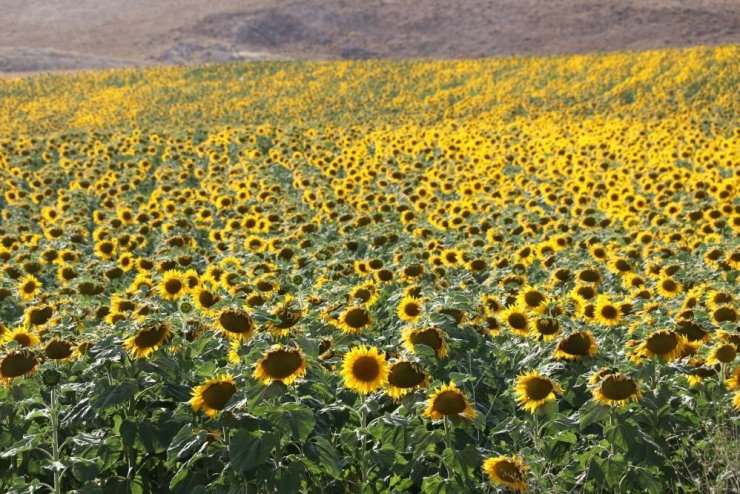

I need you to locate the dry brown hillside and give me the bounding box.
[1,0,739,74]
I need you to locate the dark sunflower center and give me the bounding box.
[525,377,553,400]
[713,307,737,323]
[14,334,32,347]
[164,278,183,295]
[202,382,237,411]
[677,324,707,342]
[219,311,254,334]
[469,259,487,271]
[344,308,370,328]
[524,291,544,307]
[661,279,677,292]
[352,356,380,382]
[22,282,36,293]
[615,260,631,272]
[410,329,442,350]
[579,270,599,283]
[433,390,467,415]
[715,344,737,363]
[494,461,524,483]
[445,252,458,263]
[275,309,301,329]
[693,367,716,378]
[118,300,136,312]
[577,286,595,299]
[559,332,591,355]
[261,350,303,379]
[199,291,218,308]
[535,318,559,335]
[712,293,732,305]
[600,376,637,401]
[256,281,273,291]
[405,265,423,277]
[134,325,169,348]
[354,289,372,302]
[507,313,527,330]
[404,303,421,317]
[100,242,114,254]
[600,305,618,319]
[388,362,425,388]
[0,352,38,378]
[646,332,678,354]
[45,340,74,360]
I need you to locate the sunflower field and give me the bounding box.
[0,44,738,493]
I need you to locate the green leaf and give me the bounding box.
[305,437,342,478]
[119,420,137,449]
[229,430,277,473]
[266,403,315,441]
[579,403,610,429]
[91,379,137,412]
[167,424,206,463]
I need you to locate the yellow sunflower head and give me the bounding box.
[190,374,237,418]
[215,308,255,341]
[514,371,562,413]
[397,296,423,323]
[159,270,187,301]
[402,326,448,359]
[482,455,528,492]
[386,360,428,399]
[592,373,641,406]
[340,345,389,395]
[553,331,598,361]
[252,345,307,386]
[18,274,41,301]
[123,321,173,359]
[422,382,476,421]
[593,295,622,326]
[3,327,41,348]
[336,306,373,334]
[501,306,530,337]
[636,329,686,362]
[707,343,737,365]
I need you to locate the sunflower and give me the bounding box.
[44,338,77,361]
[192,284,221,314]
[336,306,372,334]
[725,367,740,391]
[636,330,686,362]
[593,295,622,326]
[385,360,428,399]
[252,345,307,385]
[656,276,682,299]
[482,456,528,493]
[517,286,548,314]
[592,373,641,407]
[266,298,303,338]
[215,308,255,341]
[531,317,560,341]
[400,263,424,283]
[480,294,502,315]
[397,296,423,323]
[159,270,187,301]
[2,326,41,348]
[422,382,476,420]
[553,331,598,361]
[514,371,562,413]
[349,282,380,306]
[0,349,39,385]
[706,290,734,310]
[501,306,530,337]
[711,306,737,326]
[340,345,389,395]
[123,322,173,358]
[24,305,53,327]
[190,374,237,418]
[707,344,737,365]
[17,274,41,301]
[402,326,448,358]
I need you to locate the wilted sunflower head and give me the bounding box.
[553,331,598,361]
[637,329,686,362]
[44,338,76,361]
[190,374,237,419]
[482,455,528,492]
[422,382,476,421]
[340,345,389,395]
[252,346,307,386]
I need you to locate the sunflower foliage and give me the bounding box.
[0,45,739,494]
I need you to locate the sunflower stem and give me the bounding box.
[358,394,369,485]
[49,386,61,494]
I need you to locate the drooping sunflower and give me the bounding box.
[514,371,563,413]
[707,343,737,365]
[190,374,237,418]
[636,329,686,362]
[123,321,173,358]
[215,308,255,341]
[336,306,373,334]
[385,360,429,399]
[402,326,448,358]
[0,349,39,385]
[422,382,476,420]
[711,306,737,326]
[340,345,389,395]
[553,331,598,361]
[482,456,528,493]
[2,327,41,348]
[397,296,423,323]
[501,306,530,337]
[159,270,187,301]
[17,274,41,301]
[592,372,641,406]
[44,338,77,361]
[593,295,622,326]
[252,345,307,386]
